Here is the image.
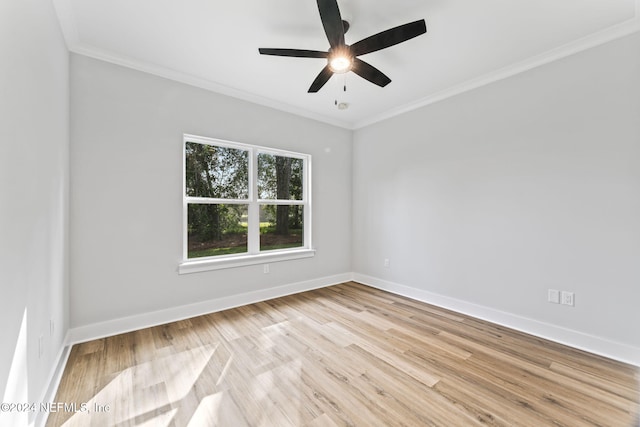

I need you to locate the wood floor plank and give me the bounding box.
[47,282,640,426]
[549,361,640,402]
[439,330,638,419]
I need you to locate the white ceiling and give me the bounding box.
[53,0,639,129]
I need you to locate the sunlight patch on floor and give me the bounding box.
[61,344,216,426]
[187,392,223,426]
[136,408,178,427]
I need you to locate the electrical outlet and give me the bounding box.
[561,291,575,306]
[548,289,560,304]
[384,259,390,268]
[263,264,270,274]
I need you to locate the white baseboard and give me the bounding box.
[47,270,639,424]
[65,271,640,366]
[34,343,72,427]
[353,273,640,367]
[66,273,352,345]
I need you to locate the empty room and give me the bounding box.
[1,0,639,426]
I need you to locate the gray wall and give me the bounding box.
[3,8,637,411]
[0,0,69,421]
[353,32,640,348]
[70,54,352,328]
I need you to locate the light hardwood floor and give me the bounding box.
[47,282,640,426]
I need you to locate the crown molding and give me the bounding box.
[52,0,640,131]
[353,13,640,129]
[70,44,354,130]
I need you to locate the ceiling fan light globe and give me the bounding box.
[329,56,352,73]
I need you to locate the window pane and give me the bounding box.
[185,142,249,199]
[188,204,248,258]
[259,205,303,251]
[258,153,303,200]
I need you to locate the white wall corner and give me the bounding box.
[51,0,80,49]
[352,273,640,367]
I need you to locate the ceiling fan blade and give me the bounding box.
[317,0,345,48]
[308,65,334,93]
[351,19,426,56]
[258,48,328,58]
[352,58,391,87]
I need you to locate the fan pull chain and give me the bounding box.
[334,74,349,109]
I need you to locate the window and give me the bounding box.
[180,134,313,273]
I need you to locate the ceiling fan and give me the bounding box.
[258,0,427,93]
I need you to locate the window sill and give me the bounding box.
[178,248,316,274]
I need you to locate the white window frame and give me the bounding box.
[178,134,314,274]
